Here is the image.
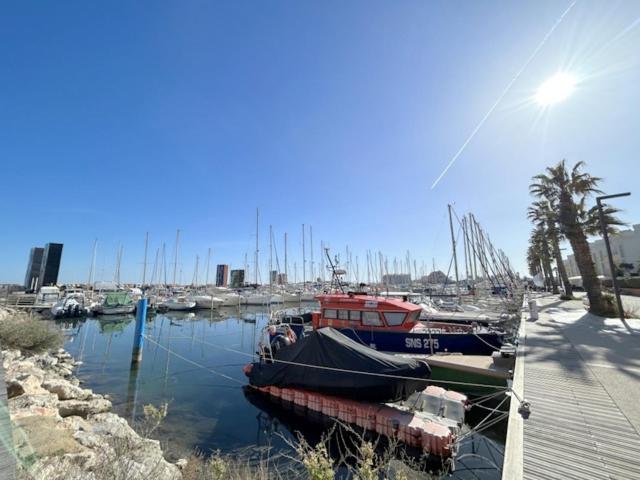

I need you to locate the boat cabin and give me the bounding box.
[313,293,422,331]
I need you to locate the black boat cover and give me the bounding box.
[249,327,431,402]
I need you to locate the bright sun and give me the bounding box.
[535,73,576,106]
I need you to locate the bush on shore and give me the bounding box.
[0,311,63,353]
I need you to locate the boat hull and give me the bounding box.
[334,328,503,356]
[94,305,136,315]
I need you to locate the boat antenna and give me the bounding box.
[324,248,345,293]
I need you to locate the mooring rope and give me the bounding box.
[143,334,245,385]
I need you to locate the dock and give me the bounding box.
[503,294,640,480]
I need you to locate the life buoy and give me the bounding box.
[286,328,297,344]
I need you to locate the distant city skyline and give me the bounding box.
[1,1,639,284]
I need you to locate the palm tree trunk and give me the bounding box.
[541,250,556,293]
[559,193,603,312]
[542,244,558,294]
[548,220,573,296]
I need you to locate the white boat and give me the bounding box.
[219,292,242,307]
[270,294,284,304]
[35,286,61,308]
[92,291,136,315]
[299,291,317,302]
[187,294,224,309]
[281,292,300,303]
[161,296,196,311]
[241,293,272,305]
[51,293,89,318]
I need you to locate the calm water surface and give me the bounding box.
[59,307,506,479]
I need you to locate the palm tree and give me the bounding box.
[528,227,556,292]
[530,160,622,314]
[527,200,572,297]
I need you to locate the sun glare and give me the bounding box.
[535,73,576,106]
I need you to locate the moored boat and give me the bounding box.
[161,296,197,311]
[248,326,432,402]
[309,293,505,355]
[92,291,136,315]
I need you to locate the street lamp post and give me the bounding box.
[596,192,631,323]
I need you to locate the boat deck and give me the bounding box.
[503,295,640,480]
[402,353,512,379]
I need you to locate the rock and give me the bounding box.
[13,415,85,458]
[86,414,181,479]
[73,430,103,449]
[175,458,188,470]
[58,367,73,377]
[89,413,138,440]
[2,348,22,362]
[9,393,60,419]
[43,378,91,400]
[58,398,112,418]
[7,373,48,398]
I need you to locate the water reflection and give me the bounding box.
[59,307,505,479]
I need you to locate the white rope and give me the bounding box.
[143,334,245,385]
[457,395,510,442]
[472,332,502,352]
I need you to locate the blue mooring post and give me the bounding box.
[132,298,147,364]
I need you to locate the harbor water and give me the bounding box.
[59,307,507,479]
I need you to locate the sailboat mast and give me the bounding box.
[87,239,97,289]
[284,233,288,284]
[254,208,259,285]
[302,224,306,288]
[151,247,159,286]
[172,229,180,286]
[310,225,314,283]
[142,232,149,286]
[162,243,167,286]
[448,204,460,299]
[194,255,199,287]
[269,225,273,292]
[205,248,211,286]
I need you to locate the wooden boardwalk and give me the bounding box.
[504,295,640,480]
[0,360,16,480]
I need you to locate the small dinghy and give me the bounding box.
[246,327,431,403]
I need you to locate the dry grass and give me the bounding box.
[0,311,62,353]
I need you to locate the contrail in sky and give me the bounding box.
[430,0,578,190]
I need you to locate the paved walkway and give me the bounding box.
[522,296,640,480]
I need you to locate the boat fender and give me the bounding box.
[270,334,291,353]
[518,400,531,419]
[285,326,297,344]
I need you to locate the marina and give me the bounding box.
[57,306,509,477]
[1,2,639,479]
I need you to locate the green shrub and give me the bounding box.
[0,313,63,353]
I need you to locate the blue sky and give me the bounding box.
[1,0,639,284]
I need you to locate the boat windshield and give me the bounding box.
[104,292,133,307]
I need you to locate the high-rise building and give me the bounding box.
[216,264,229,287]
[39,243,64,286]
[270,270,278,284]
[229,269,245,288]
[276,273,288,285]
[24,247,44,290]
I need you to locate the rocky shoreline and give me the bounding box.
[3,345,183,479]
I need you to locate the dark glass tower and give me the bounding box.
[39,243,64,286]
[24,247,44,290]
[216,264,229,287]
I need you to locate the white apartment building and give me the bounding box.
[564,223,640,278]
